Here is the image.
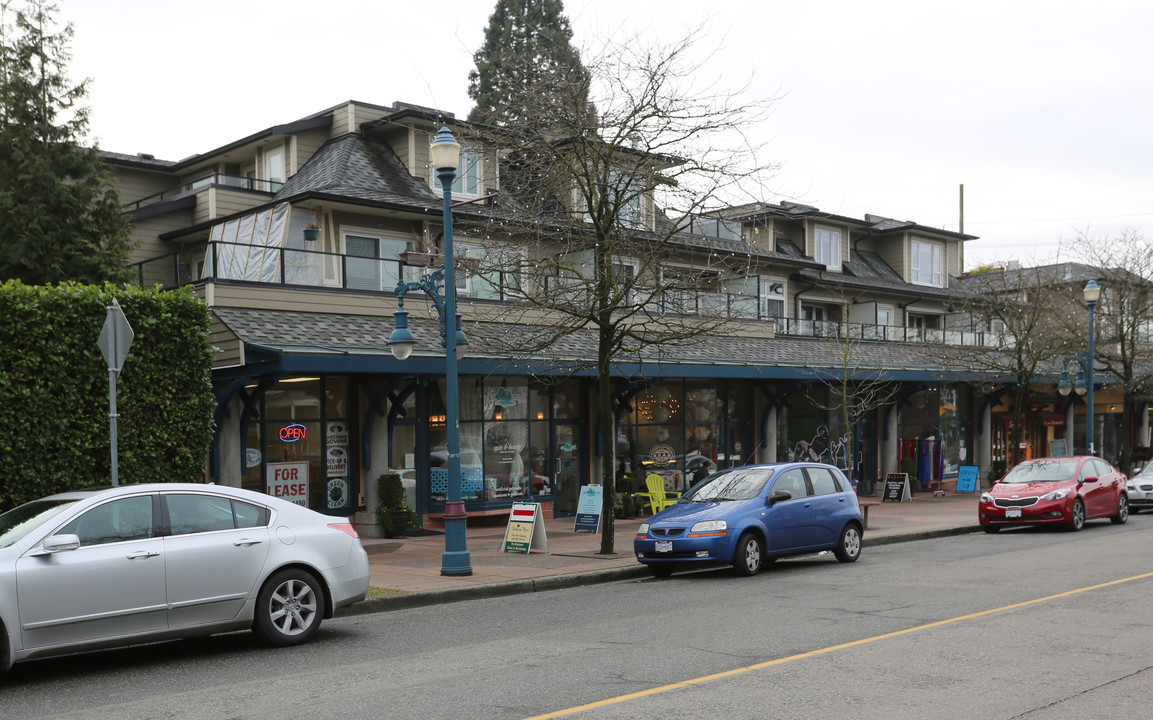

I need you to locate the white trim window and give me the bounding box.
[814,227,841,269]
[760,279,785,320]
[911,239,944,287]
[434,149,481,198]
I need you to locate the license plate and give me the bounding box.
[1005,507,1022,519]
[654,540,673,553]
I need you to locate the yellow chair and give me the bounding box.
[637,473,682,515]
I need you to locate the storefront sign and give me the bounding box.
[882,473,911,502]
[648,444,675,467]
[573,484,603,533]
[955,465,979,493]
[326,447,348,477]
[502,502,548,554]
[245,448,262,468]
[326,421,349,446]
[279,424,307,442]
[267,462,309,505]
[326,478,348,509]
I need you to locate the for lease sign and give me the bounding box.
[267,462,309,506]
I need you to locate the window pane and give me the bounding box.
[59,496,154,546]
[167,494,237,535]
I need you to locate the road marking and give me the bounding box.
[523,570,1153,719]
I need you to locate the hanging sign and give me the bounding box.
[573,484,604,533]
[502,503,549,554]
[955,465,979,494]
[882,473,911,502]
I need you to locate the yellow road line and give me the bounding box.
[523,570,1153,720]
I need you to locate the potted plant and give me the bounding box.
[377,473,416,538]
[303,223,319,242]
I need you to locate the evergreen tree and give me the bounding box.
[467,0,595,129]
[0,0,132,285]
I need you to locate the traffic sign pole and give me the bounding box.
[98,300,134,486]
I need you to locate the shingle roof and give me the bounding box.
[211,306,956,379]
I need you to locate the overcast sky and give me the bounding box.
[59,0,1153,270]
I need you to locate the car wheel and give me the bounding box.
[1111,495,1129,525]
[833,524,862,563]
[1067,498,1086,532]
[254,569,323,647]
[648,564,675,578]
[732,532,764,576]
[983,525,1000,534]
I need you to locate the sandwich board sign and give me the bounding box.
[502,503,548,554]
[955,465,980,494]
[573,484,603,533]
[882,473,912,502]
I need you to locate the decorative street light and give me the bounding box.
[388,124,471,576]
[1083,278,1100,456]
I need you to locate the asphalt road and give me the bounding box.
[3,515,1152,720]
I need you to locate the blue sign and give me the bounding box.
[573,484,603,533]
[956,465,979,493]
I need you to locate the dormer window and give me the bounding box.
[814,226,840,269]
[911,239,943,287]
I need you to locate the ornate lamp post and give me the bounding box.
[1083,278,1100,456]
[388,124,472,576]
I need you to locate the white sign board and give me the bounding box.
[267,462,309,506]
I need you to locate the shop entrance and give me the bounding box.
[552,421,581,516]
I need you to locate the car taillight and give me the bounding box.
[328,522,359,538]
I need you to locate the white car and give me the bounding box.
[1127,461,1153,513]
[0,483,369,671]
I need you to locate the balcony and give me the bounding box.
[128,242,1005,348]
[123,173,278,214]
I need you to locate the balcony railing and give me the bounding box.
[773,317,1006,347]
[123,173,278,213]
[129,242,1006,348]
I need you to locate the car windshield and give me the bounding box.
[682,467,772,502]
[1001,460,1078,484]
[0,499,78,548]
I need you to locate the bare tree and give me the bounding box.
[949,264,1082,466]
[1067,230,1153,471]
[459,29,777,552]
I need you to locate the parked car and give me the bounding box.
[978,456,1128,532]
[633,462,863,578]
[1126,459,1153,513]
[0,483,370,671]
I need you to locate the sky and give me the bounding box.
[56,0,1153,270]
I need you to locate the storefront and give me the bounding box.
[615,380,753,493]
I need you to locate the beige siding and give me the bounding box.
[208,316,244,369]
[113,168,174,206]
[127,212,195,264]
[876,235,905,281]
[294,127,330,169]
[205,283,395,317]
[192,187,270,225]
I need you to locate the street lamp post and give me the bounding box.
[388,124,472,576]
[1084,279,1100,456]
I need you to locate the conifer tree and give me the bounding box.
[467,0,595,128]
[0,0,132,285]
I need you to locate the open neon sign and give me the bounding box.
[279,424,307,442]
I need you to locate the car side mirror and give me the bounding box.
[40,534,81,554]
[768,490,791,505]
[1082,476,1099,484]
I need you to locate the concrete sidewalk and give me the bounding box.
[345,489,982,615]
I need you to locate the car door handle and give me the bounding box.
[234,538,263,547]
[127,550,160,560]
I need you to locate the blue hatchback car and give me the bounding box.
[634,462,864,577]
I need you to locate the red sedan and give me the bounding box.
[979,456,1129,532]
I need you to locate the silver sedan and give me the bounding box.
[0,483,370,670]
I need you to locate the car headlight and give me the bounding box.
[638,523,649,534]
[1040,489,1069,501]
[690,520,727,533]
[980,492,993,503]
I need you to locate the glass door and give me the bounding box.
[553,421,581,516]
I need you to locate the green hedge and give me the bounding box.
[0,281,215,510]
